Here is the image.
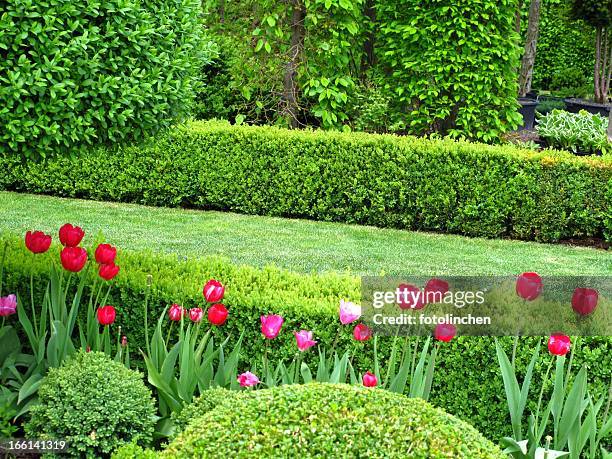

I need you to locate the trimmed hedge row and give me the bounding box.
[1,121,610,242]
[2,236,610,444]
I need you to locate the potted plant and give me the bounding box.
[565,0,611,117]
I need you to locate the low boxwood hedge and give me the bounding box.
[159,384,506,458]
[1,120,610,242]
[2,235,611,445]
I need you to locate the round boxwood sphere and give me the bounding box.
[163,383,505,458]
[26,351,156,457]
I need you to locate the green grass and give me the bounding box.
[1,191,610,276]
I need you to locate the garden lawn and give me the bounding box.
[1,191,610,276]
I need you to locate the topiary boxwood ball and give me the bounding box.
[26,351,156,458]
[163,383,505,458]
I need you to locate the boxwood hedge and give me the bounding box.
[2,236,610,444]
[162,384,506,458]
[1,121,610,242]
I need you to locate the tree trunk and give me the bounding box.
[595,28,603,103]
[518,0,541,97]
[608,108,612,143]
[282,0,306,129]
[515,0,524,35]
[361,0,376,76]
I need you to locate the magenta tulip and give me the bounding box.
[353,323,372,342]
[571,288,598,316]
[339,299,361,325]
[434,323,456,342]
[168,303,185,321]
[548,334,570,356]
[0,294,17,317]
[203,279,225,303]
[237,371,260,387]
[189,307,204,323]
[516,272,543,301]
[294,330,317,351]
[362,371,378,387]
[261,314,284,339]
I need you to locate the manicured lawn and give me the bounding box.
[1,191,610,276]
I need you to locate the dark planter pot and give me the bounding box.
[518,97,538,130]
[564,98,611,118]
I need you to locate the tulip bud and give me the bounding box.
[0,294,17,317]
[434,323,456,342]
[362,371,378,387]
[121,336,128,347]
[96,305,116,326]
[353,323,372,342]
[59,223,85,247]
[207,304,228,326]
[95,243,117,265]
[260,314,284,339]
[294,330,317,351]
[548,334,570,356]
[203,279,225,303]
[237,371,260,387]
[60,246,88,272]
[516,272,543,301]
[168,303,185,321]
[339,300,361,325]
[189,307,204,323]
[571,288,598,316]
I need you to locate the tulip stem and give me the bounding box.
[511,335,519,369]
[0,240,7,296]
[564,336,580,388]
[166,321,174,348]
[535,355,554,429]
[30,269,38,337]
[144,277,152,355]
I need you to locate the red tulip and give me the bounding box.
[434,323,456,342]
[58,223,84,247]
[424,278,449,303]
[548,334,570,356]
[95,243,117,265]
[353,323,372,341]
[207,303,228,326]
[203,279,225,303]
[397,283,425,310]
[60,246,88,272]
[121,336,128,347]
[168,303,185,321]
[261,314,284,339]
[294,330,317,351]
[98,263,120,281]
[189,307,204,323]
[25,231,52,254]
[571,288,598,316]
[362,371,378,387]
[97,305,116,326]
[516,272,543,301]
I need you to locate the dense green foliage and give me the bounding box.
[2,236,610,443]
[0,0,206,159]
[25,351,156,458]
[199,0,522,139]
[376,0,522,142]
[531,0,594,92]
[1,121,610,242]
[162,384,506,458]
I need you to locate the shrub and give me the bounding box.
[1,121,611,242]
[162,384,505,458]
[170,388,242,438]
[0,0,205,159]
[25,351,156,458]
[537,109,610,154]
[2,236,610,444]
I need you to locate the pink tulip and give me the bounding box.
[168,303,185,321]
[339,299,361,325]
[261,314,284,339]
[294,330,317,351]
[237,371,260,387]
[353,323,372,342]
[0,294,17,317]
[362,371,378,387]
[189,307,204,323]
[434,323,456,342]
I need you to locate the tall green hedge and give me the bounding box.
[376,0,522,142]
[1,121,610,242]
[1,236,610,444]
[0,0,205,159]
